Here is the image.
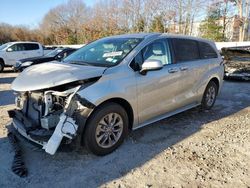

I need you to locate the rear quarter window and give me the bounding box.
[199,42,218,59]
[24,43,40,51]
[172,38,200,62]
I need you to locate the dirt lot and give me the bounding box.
[0,68,249,188]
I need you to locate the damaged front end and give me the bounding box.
[8,82,95,155]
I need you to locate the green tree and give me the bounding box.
[199,3,224,41]
[150,16,165,32]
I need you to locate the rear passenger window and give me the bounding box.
[24,43,40,51]
[172,39,199,62]
[199,42,218,59]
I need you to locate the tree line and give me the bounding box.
[0,0,249,45]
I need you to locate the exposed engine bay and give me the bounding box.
[8,79,97,155]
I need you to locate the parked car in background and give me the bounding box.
[43,46,58,51]
[9,33,224,156]
[222,46,250,81]
[14,47,76,71]
[0,41,51,72]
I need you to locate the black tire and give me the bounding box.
[0,60,4,73]
[201,81,218,110]
[83,102,129,156]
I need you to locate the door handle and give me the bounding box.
[168,68,178,73]
[180,66,188,71]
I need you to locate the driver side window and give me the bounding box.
[7,44,25,52]
[142,39,171,65]
[130,39,172,71]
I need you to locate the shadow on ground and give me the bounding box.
[0,77,16,84]
[0,90,15,106]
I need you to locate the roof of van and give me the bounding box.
[106,33,214,43]
[8,41,41,44]
[161,33,214,43]
[106,33,160,39]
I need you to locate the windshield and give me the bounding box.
[0,43,11,50]
[64,37,142,67]
[45,48,64,57]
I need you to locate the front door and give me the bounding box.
[135,39,184,126]
[6,43,26,65]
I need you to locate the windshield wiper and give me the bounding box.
[70,61,92,66]
[69,61,109,67]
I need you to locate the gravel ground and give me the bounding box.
[0,68,249,188]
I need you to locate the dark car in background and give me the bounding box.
[222,46,250,81]
[14,47,76,71]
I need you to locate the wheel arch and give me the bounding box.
[93,97,134,131]
[0,57,5,64]
[209,77,220,94]
[0,57,5,72]
[78,97,134,148]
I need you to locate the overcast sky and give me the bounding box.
[0,0,95,28]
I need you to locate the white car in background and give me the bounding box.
[0,41,49,72]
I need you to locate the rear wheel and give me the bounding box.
[83,103,128,156]
[0,60,4,72]
[201,81,218,110]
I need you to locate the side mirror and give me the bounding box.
[56,55,62,60]
[6,48,13,52]
[140,60,163,75]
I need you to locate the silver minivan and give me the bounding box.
[9,33,224,155]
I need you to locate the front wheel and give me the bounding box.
[201,81,218,110]
[83,103,128,156]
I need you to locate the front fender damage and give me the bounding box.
[43,85,96,155]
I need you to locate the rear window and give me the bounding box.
[199,42,218,59]
[172,39,200,62]
[24,43,40,51]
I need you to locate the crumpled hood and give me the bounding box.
[12,62,106,91]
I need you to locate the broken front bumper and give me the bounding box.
[11,112,46,146]
[8,109,78,155]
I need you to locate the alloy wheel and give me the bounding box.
[206,86,216,106]
[95,113,124,148]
